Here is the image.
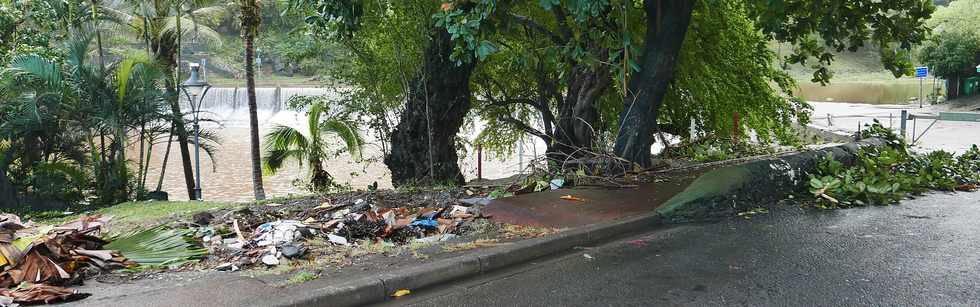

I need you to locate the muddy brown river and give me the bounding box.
[140,87,542,202]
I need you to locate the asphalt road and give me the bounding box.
[381,191,980,306]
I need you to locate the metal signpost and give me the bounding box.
[915,66,928,108]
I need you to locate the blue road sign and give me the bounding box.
[915,66,928,79]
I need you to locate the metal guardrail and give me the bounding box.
[812,110,980,145]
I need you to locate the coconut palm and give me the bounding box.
[239,0,266,200]
[0,28,172,205]
[263,102,364,192]
[120,0,227,200]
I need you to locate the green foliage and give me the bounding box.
[918,31,980,79]
[748,0,935,83]
[0,27,172,207]
[928,0,980,35]
[105,226,207,268]
[809,123,980,208]
[263,97,365,192]
[663,0,811,145]
[666,138,778,163]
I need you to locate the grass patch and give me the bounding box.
[285,270,320,286]
[442,239,507,253]
[31,201,242,234]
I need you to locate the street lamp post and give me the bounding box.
[180,63,211,201]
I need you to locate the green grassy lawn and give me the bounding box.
[32,201,243,234]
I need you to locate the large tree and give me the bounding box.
[614,0,933,168]
[293,0,480,186]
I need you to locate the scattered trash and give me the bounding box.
[192,212,214,226]
[265,203,284,207]
[414,234,458,243]
[0,214,163,305]
[560,195,586,202]
[459,197,492,206]
[327,234,349,246]
[253,220,309,247]
[583,254,593,260]
[280,243,306,258]
[410,219,439,230]
[549,179,565,190]
[215,262,239,272]
[391,289,411,298]
[0,283,89,305]
[261,254,280,266]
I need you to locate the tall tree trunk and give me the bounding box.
[156,125,175,191]
[151,7,197,200]
[385,29,475,187]
[613,0,695,168]
[241,0,266,200]
[163,80,196,199]
[552,59,611,161]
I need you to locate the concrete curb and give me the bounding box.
[279,213,664,307]
[656,138,888,222]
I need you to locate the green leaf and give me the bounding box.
[106,226,206,268]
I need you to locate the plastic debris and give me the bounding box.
[281,243,306,258]
[459,197,492,206]
[391,289,411,298]
[215,262,239,272]
[261,254,280,266]
[253,220,308,247]
[560,195,586,202]
[549,179,565,190]
[327,234,349,246]
[410,219,439,229]
[583,254,593,260]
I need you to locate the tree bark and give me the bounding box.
[162,81,197,199]
[242,0,266,200]
[153,10,196,200]
[613,0,695,168]
[385,29,475,187]
[552,57,611,160]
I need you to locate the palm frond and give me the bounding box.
[263,148,306,175]
[161,16,224,49]
[5,55,62,89]
[264,125,308,152]
[116,53,155,102]
[105,226,206,268]
[320,119,365,162]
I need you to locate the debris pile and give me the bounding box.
[0,214,134,305]
[201,199,488,269]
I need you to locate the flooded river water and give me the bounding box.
[142,87,545,202]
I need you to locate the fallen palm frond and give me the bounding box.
[105,226,206,268]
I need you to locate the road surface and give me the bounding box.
[383,191,980,306]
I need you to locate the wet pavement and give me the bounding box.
[483,172,703,229]
[387,191,980,306]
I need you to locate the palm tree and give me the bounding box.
[239,0,265,200]
[0,28,171,205]
[263,101,364,192]
[121,0,226,200]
